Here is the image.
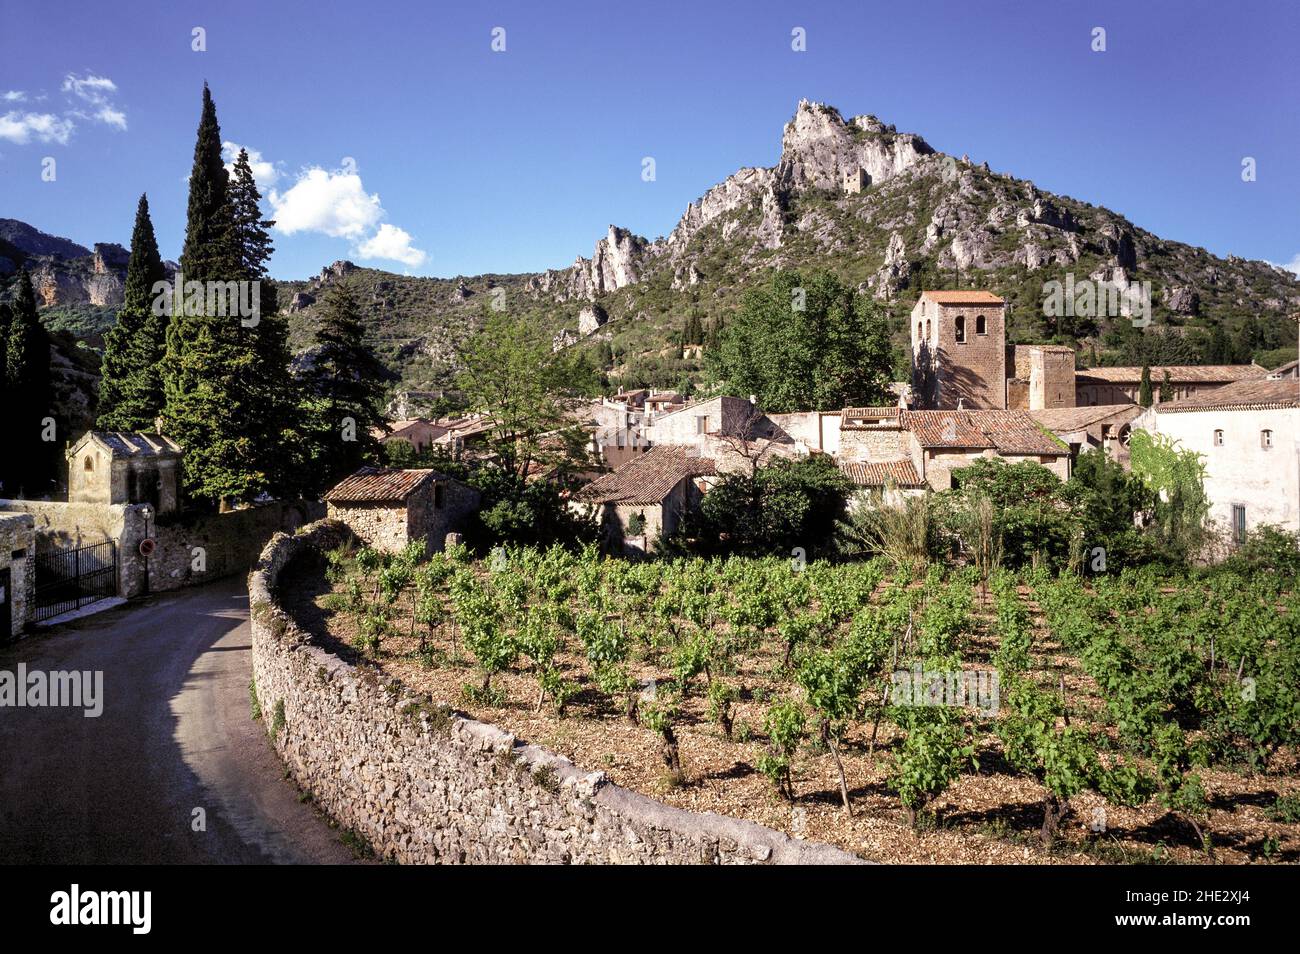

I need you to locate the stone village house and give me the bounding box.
[570,446,716,552]
[66,431,183,514]
[1137,378,1300,540]
[323,467,481,554]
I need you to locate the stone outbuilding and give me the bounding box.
[323,467,480,554]
[571,445,715,552]
[66,431,183,514]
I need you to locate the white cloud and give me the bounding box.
[0,111,74,145]
[61,72,126,131]
[96,106,127,130]
[269,160,427,269]
[356,223,427,267]
[62,73,116,103]
[2,91,26,102]
[269,166,383,238]
[222,141,281,187]
[1279,253,1300,278]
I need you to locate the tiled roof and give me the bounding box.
[1156,378,1300,413]
[838,459,924,488]
[900,410,1067,456]
[1029,404,1143,432]
[572,445,716,506]
[1075,365,1267,384]
[841,406,900,421]
[323,467,443,503]
[1268,359,1298,378]
[1015,344,1076,354]
[79,431,183,458]
[918,290,1004,305]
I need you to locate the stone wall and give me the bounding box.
[249,521,864,865]
[0,498,321,598]
[0,513,35,639]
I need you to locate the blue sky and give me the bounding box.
[2,0,1297,280]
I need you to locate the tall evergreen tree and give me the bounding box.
[299,280,387,489]
[179,84,235,282]
[227,148,303,497]
[0,299,12,493]
[1138,363,1153,408]
[99,194,168,431]
[5,271,54,495]
[161,84,261,506]
[1158,369,1173,404]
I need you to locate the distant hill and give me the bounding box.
[281,100,1300,393]
[9,99,1299,403]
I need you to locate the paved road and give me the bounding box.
[0,577,356,864]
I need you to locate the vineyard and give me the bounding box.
[292,540,1300,864]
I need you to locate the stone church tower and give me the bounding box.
[910,290,1007,409]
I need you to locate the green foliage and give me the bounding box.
[685,454,850,558]
[1129,430,1210,560]
[888,712,977,825]
[758,697,806,799]
[1,270,54,495]
[946,458,1081,570]
[98,194,168,431]
[708,269,893,412]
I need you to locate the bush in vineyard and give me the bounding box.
[757,698,806,800]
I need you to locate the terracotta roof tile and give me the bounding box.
[323,467,443,503]
[573,445,716,506]
[1156,378,1300,413]
[79,431,183,458]
[918,290,1004,305]
[1029,404,1143,432]
[838,459,924,488]
[1075,365,1267,384]
[900,410,1066,456]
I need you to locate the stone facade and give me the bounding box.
[0,513,35,640]
[66,431,182,515]
[325,473,480,555]
[911,292,1008,410]
[1008,345,1076,411]
[0,498,320,599]
[1143,403,1300,537]
[248,521,863,865]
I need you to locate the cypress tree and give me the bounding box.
[228,147,302,497]
[1158,370,1173,404]
[6,271,54,495]
[0,299,12,493]
[300,279,386,488]
[99,194,168,431]
[161,84,257,506]
[179,84,235,282]
[1138,363,1153,408]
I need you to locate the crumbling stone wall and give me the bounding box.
[249,521,864,865]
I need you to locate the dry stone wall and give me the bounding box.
[249,520,865,865]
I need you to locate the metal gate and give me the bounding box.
[33,541,118,622]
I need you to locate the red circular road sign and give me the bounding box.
[138,538,156,557]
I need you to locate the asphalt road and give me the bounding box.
[0,577,356,864]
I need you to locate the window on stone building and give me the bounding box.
[925,319,931,339]
[434,484,445,509]
[976,314,987,335]
[1262,429,1274,449]
[955,315,966,344]
[1213,429,1224,446]
[83,456,94,472]
[1232,504,1247,544]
